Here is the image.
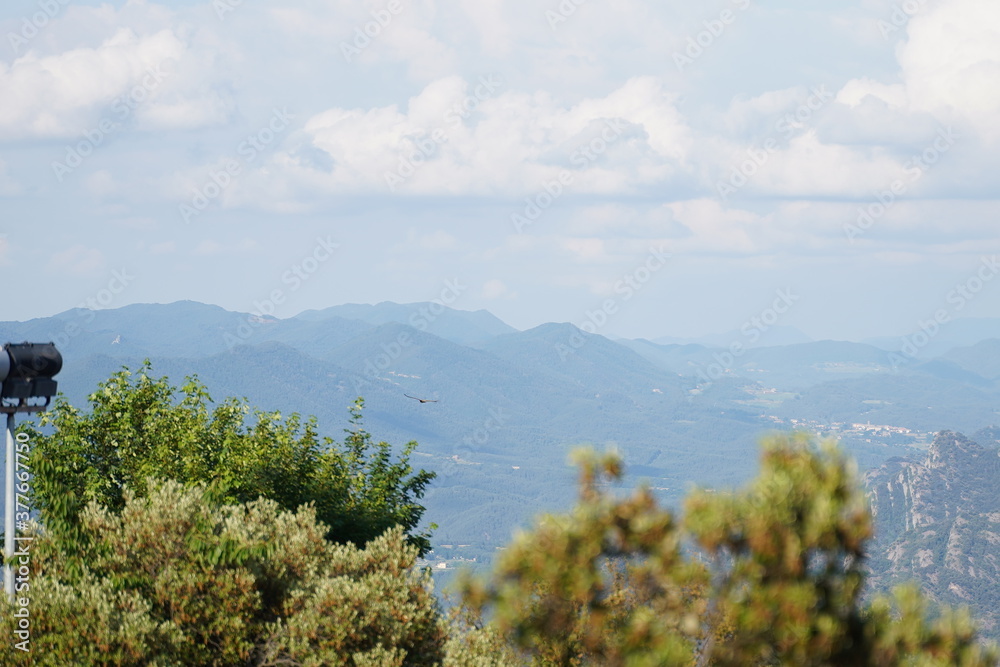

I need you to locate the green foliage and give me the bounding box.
[8,359,997,667]
[442,604,522,667]
[459,448,705,666]
[0,482,446,666]
[23,361,436,556]
[684,434,872,665]
[457,435,1000,666]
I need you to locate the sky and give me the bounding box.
[0,0,998,342]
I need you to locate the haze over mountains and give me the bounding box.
[4,300,1000,587]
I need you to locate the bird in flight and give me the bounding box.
[405,394,438,403]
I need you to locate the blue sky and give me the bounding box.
[0,0,998,342]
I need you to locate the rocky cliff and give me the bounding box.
[865,430,1000,638]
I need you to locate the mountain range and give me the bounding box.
[4,300,1000,596]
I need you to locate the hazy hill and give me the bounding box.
[742,339,890,367]
[248,315,374,359]
[941,339,1000,381]
[738,340,893,389]
[864,317,1000,355]
[0,300,511,361]
[775,373,1000,433]
[611,339,712,376]
[481,323,689,398]
[320,321,563,455]
[0,301,249,359]
[294,301,516,345]
[3,304,771,575]
[620,338,895,390]
[865,431,1000,640]
[651,324,812,348]
[474,323,761,475]
[7,301,1000,581]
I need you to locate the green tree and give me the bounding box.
[23,362,435,556]
[0,482,446,666]
[457,435,1000,666]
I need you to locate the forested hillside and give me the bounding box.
[6,300,1000,578]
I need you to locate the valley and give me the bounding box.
[4,301,1000,606]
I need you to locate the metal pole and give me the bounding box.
[4,412,13,601]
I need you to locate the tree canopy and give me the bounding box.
[0,482,445,666]
[456,436,999,666]
[4,365,997,665]
[22,361,435,556]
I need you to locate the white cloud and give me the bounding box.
[735,130,910,199]
[268,2,456,78]
[48,245,105,275]
[378,17,458,80]
[898,0,1000,139]
[0,0,242,141]
[0,28,187,139]
[836,77,906,109]
[706,0,999,202]
[663,199,762,255]
[481,278,514,299]
[817,0,1000,174]
[271,74,690,198]
[218,0,993,212]
[1,0,998,335]
[561,237,608,263]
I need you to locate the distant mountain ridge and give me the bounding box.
[652,324,813,349]
[294,301,517,345]
[863,317,1000,356]
[5,300,1000,592]
[0,300,779,574]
